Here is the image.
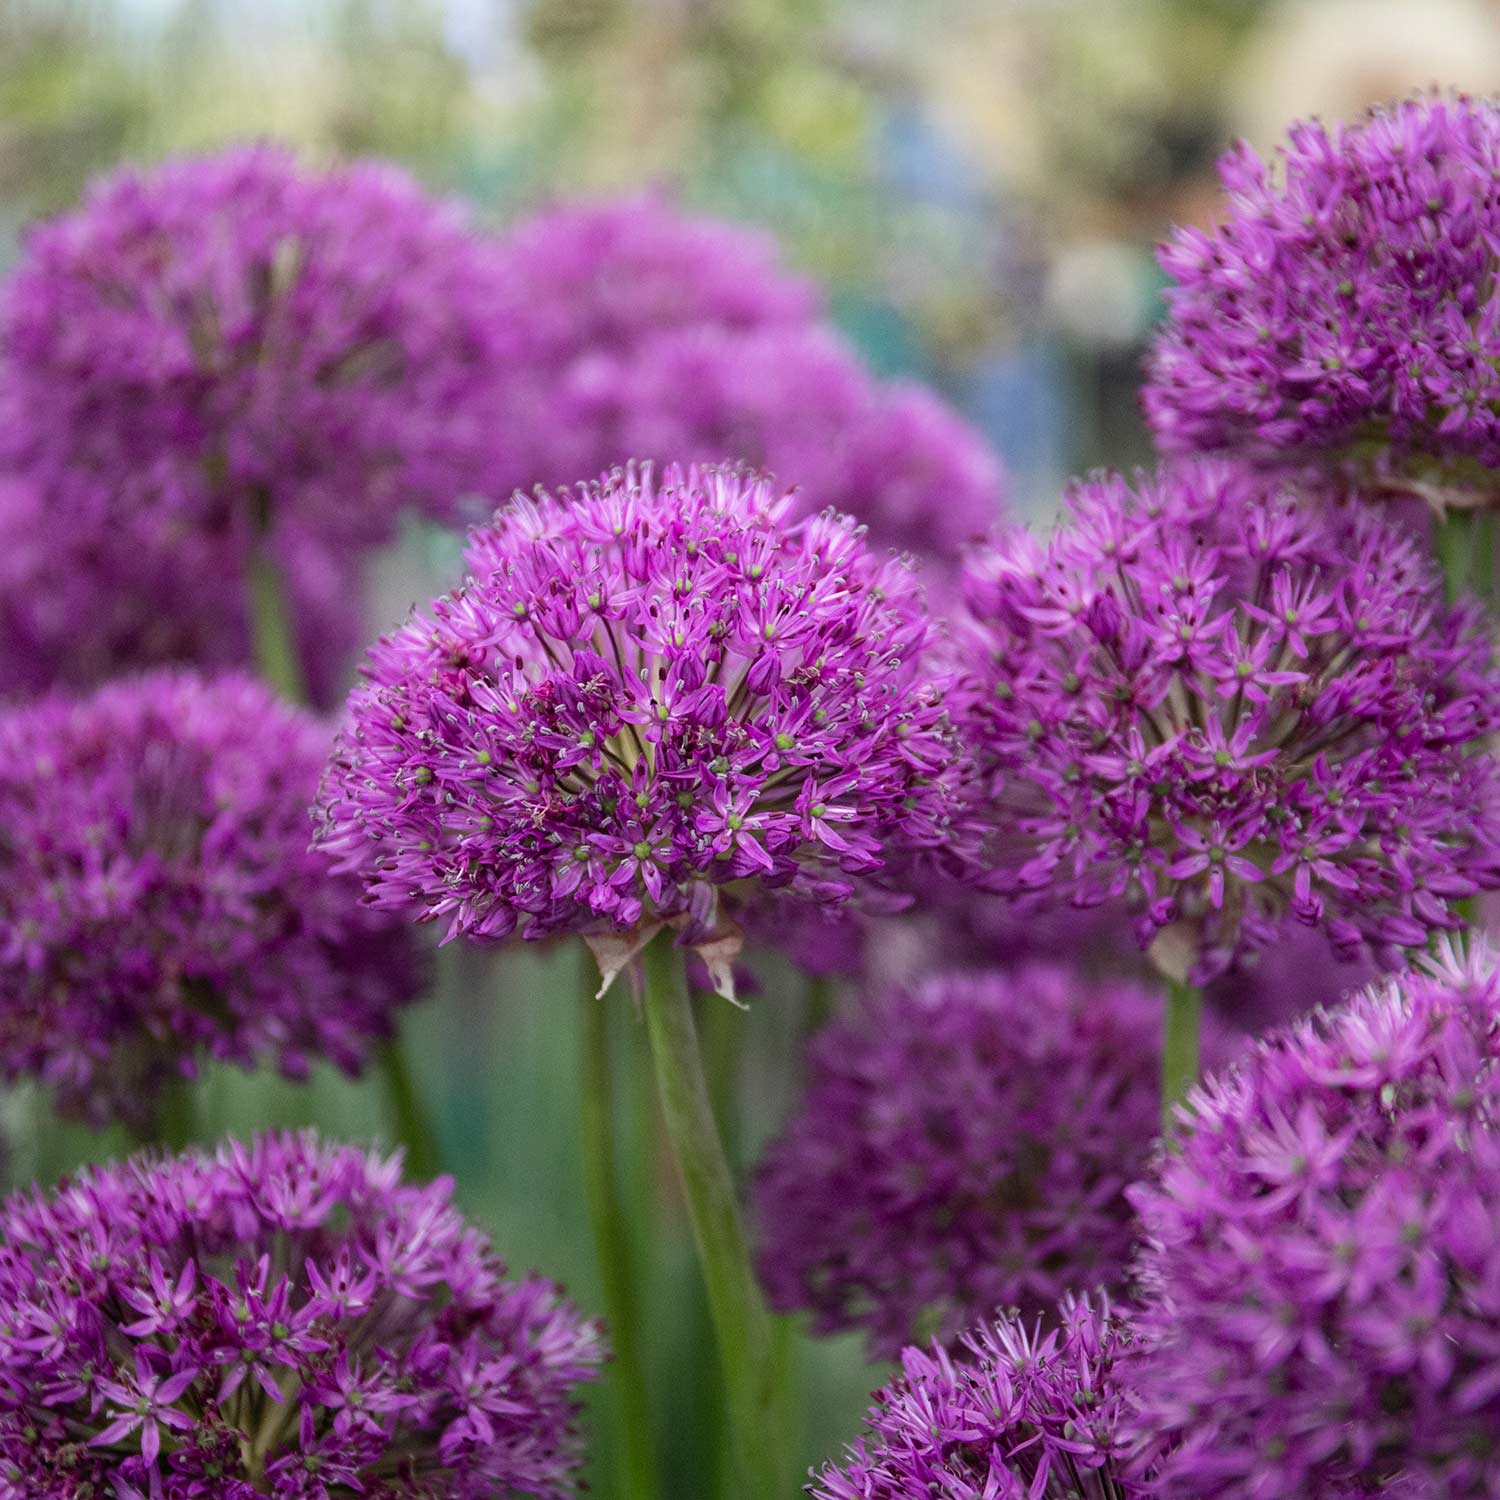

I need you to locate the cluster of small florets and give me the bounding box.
[756,966,1206,1358]
[490,199,1005,567]
[1145,94,1500,502]
[314,464,963,948]
[1127,943,1500,1499]
[490,194,819,494]
[956,461,1500,979]
[0,1131,602,1500]
[0,671,423,1127]
[811,1294,1148,1500]
[597,324,1006,564]
[0,145,516,699]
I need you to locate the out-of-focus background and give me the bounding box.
[6,0,1500,1490]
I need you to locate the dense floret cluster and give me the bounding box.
[0,671,422,1127]
[315,463,964,954]
[0,1132,601,1499]
[1128,943,1500,1498]
[1146,94,1500,506]
[756,967,1191,1356]
[956,461,1500,979]
[811,1294,1148,1499]
[0,145,517,700]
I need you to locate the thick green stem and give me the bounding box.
[380,1039,441,1181]
[639,929,787,1497]
[1161,978,1203,1133]
[247,548,309,705]
[145,1071,199,1153]
[577,947,660,1500]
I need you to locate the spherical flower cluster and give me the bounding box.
[1145,94,1500,503]
[811,1293,1148,1500]
[755,966,1208,1357]
[0,1131,602,1500]
[956,461,1500,980]
[0,671,423,1128]
[611,325,1007,565]
[490,198,1005,567]
[0,145,517,700]
[314,464,963,957]
[1127,942,1500,1499]
[491,194,818,493]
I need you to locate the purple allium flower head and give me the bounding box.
[756,966,1227,1358]
[810,1292,1150,1499]
[314,463,964,971]
[0,145,517,702]
[0,671,424,1128]
[1126,941,1500,1499]
[613,325,1007,566]
[955,461,1500,981]
[1145,94,1500,505]
[0,1131,602,1499]
[490,197,1004,567]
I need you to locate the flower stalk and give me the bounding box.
[1161,976,1202,1132]
[638,927,788,1496]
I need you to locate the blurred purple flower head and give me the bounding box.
[955,461,1500,981]
[0,144,518,701]
[756,965,1226,1358]
[0,671,424,1128]
[1127,941,1500,1499]
[314,463,964,958]
[1146,94,1500,505]
[492,198,1005,568]
[0,1131,601,1500]
[811,1293,1150,1499]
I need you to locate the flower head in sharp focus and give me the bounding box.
[0,1131,602,1500]
[1145,93,1500,507]
[811,1293,1151,1500]
[955,461,1500,981]
[314,463,964,986]
[1126,940,1500,1500]
[0,671,424,1128]
[0,145,517,701]
[756,965,1231,1359]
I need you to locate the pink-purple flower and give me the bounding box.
[0,1131,602,1499]
[755,965,1226,1358]
[1145,94,1500,506]
[1126,941,1500,1499]
[0,670,423,1127]
[811,1293,1150,1499]
[314,463,964,962]
[0,145,517,701]
[955,461,1500,980]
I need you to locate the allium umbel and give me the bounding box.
[314,464,963,978]
[956,463,1500,980]
[755,966,1196,1358]
[811,1293,1147,1500]
[0,1132,601,1499]
[1145,94,1500,506]
[0,145,516,699]
[0,671,423,1127]
[1126,943,1500,1499]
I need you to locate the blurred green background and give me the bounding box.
[6,0,1500,1492]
